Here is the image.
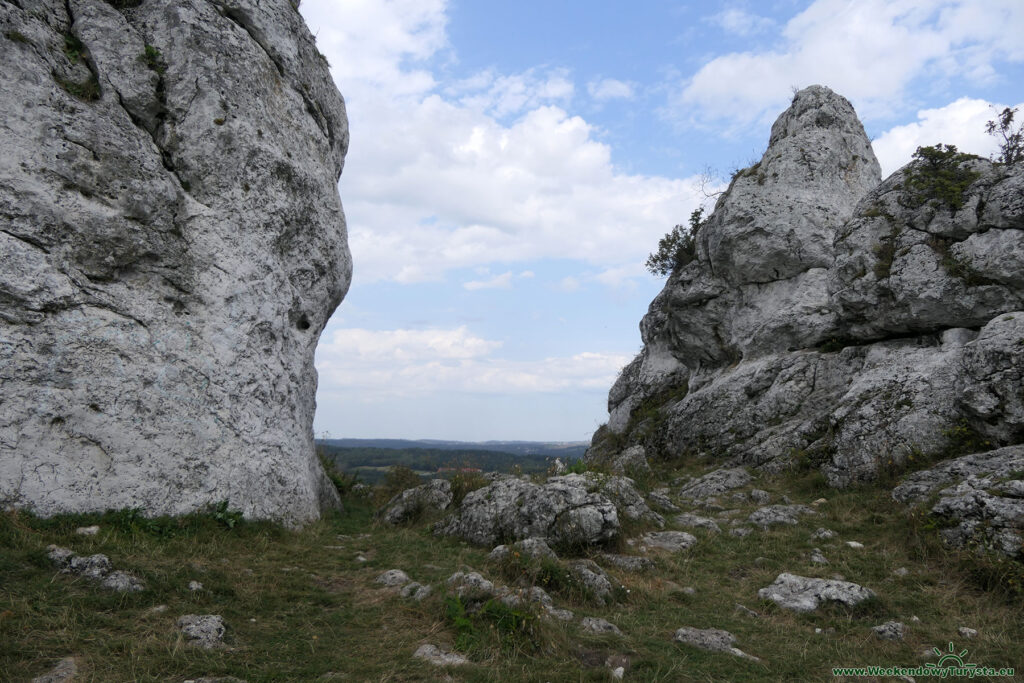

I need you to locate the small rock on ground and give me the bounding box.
[599,553,654,572]
[446,571,496,599]
[31,657,77,683]
[673,627,760,661]
[811,528,837,540]
[673,513,721,533]
[177,615,225,649]
[758,573,876,613]
[75,526,99,536]
[188,580,204,591]
[809,548,829,565]
[734,604,759,618]
[413,644,469,666]
[636,531,697,553]
[375,569,411,587]
[873,621,905,640]
[581,616,622,636]
[958,627,978,639]
[748,504,815,528]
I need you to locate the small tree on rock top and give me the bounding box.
[645,208,704,277]
[986,106,1023,166]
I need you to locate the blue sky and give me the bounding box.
[300,0,1024,442]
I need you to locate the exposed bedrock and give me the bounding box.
[588,86,1024,488]
[0,0,350,524]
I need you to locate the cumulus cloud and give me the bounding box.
[872,97,1023,177]
[676,0,1024,127]
[301,0,702,284]
[316,326,630,396]
[587,78,635,101]
[705,8,774,36]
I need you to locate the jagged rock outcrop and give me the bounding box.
[0,1,349,524]
[587,86,1024,488]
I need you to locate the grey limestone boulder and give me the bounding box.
[580,616,622,636]
[31,657,78,683]
[747,504,815,528]
[413,644,468,667]
[48,544,144,591]
[673,627,760,661]
[635,530,697,553]
[893,445,1024,555]
[758,573,876,612]
[0,0,350,524]
[375,569,411,588]
[487,537,558,563]
[567,559,615,605]
[872,621,905,640]
[435,474,619,548]
[379,479,453,525]
[587,84,1024,491]
[677,468,752,501]
[177,614,226,649]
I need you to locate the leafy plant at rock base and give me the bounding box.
[986,106,1023,166]
[901,144,980,211]
[140,44,165,73]
[442,595,542,655]
[209,500,243,529]
[645,208,704,277]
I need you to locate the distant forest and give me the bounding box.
[316,441,584,485]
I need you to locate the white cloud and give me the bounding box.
[463,270,513,290]
[301,0,702,285]
[316,326,630,396]
[706,8,774,36]
[872,97,1022,177]
[587,78,635,101]
[677,0,1024,127]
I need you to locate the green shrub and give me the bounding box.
[986,106,1023,166]
[373,465,423,506]
[645,208,704,277]
[450,470,489,507]
[140,44,164,73]
[443,595,541,654]
[901,144,980,211]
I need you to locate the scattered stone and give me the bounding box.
[734,604,759,618]
[435,474,619,547]
[446,571,496,600]
[47,545,144,592]
[811,528,838,540]
[809,548,829,565]
[673,627,760,661]
[375,569,411,587]
[682,586,696,595]
[488,537,558,563]
[677,468,752,501]
[500,586,552,608]
[811,498,828,507]
[780,495,792,505]
[610,666,625,680]
[31,657,77,683]
[637,531,697,553]
[379,479,453,525]
[673,513,721,533]
[413,644,469,667]
[567,560,614,605]
[873,621,905,640]
[846,541,865,549]
[100,571,145,592]
[910,616,920,623]
[145,605,168,616]
[599,553,655,572]
[580,616,622,636]
[647,489,681,513]
[749,489,771,504]
[748,504,815,528]
[189,581,203,592]
[605,654,630,677]
[958,627,978,639]
[177,614,225,649]
[355,555,367,563]
[544,605,575,621]
[75,526,100,536]
[893,567,909,577]
[729,526,754,537]
[758,573,876,613]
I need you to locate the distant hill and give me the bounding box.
[315,439,586,485]
[318,438,588,459]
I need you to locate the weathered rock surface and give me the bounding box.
[435,474,619,548]
[487,537,559,563]
[872,621,905,640]
[0,0,350,524]
[634,530,697,553]
[586,84,1024,490]
[748,504,815,528]
[177,614,226,649]
[379,479,453,525]
[676,468,752,501]
[413,644,468,667]
[567,559,615,605]
[758,573,876,612]
[48,544,144,591]
[31,657,78,683]
[893,445,1024,555]
[580,616,622,636]
[673,627,760,661]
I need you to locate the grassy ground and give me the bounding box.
[2,462,1021,682]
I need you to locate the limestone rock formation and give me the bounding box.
[0,0,350,523]
[587,85,1024,488]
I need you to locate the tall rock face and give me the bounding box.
[589,86,1024,487]
[0,0,350,524]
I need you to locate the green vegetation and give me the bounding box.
[3,461,1022,681]
[986,106,1023,166]
[645,208,704,277]
[871,226,899,280]
[140,44,165,73]
[63,33,85,64]
[5,30,30,44]
[54,74,101,101]
[925,235,994,286]
[901,144,981,211]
